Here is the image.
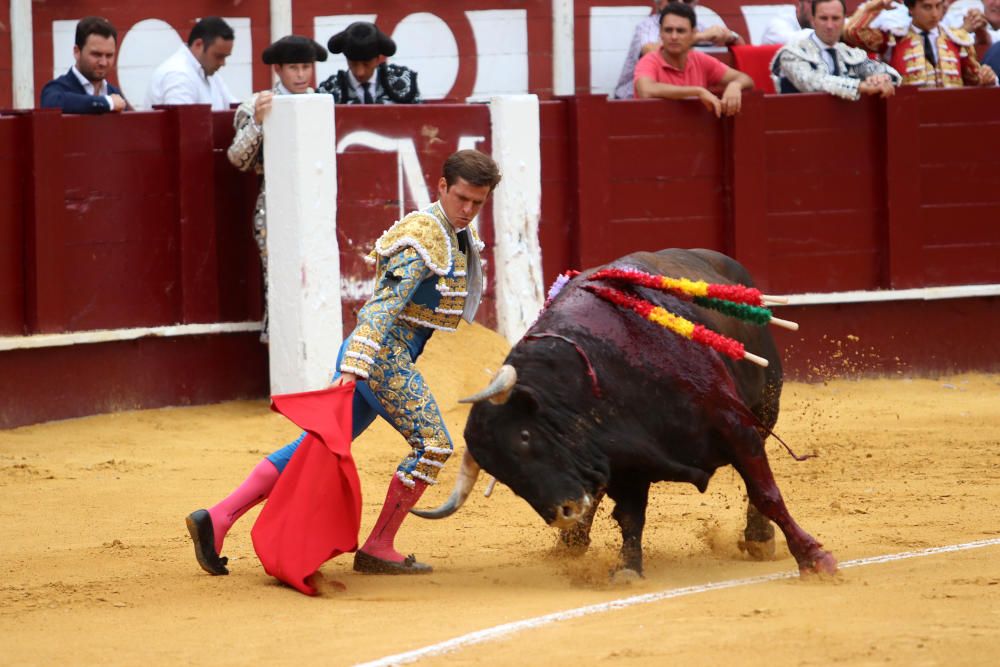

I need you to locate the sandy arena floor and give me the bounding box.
[2,323,999,666]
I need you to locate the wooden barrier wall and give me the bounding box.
[552,88,1000,294]
[2,88,1000,427]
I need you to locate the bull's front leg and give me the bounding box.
[609,482,650,576]
[558,490,605,554]
[728,432,837,576]
[740,500,776,560]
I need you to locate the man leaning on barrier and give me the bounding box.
[772,0,902,99]
[634,2,754,117]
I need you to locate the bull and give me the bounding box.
[415,248,837,577]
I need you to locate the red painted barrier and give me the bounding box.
[2,87,1000,428]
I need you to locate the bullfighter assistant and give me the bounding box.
[187,149,501,575]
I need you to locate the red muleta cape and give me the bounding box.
[250,383,361,595]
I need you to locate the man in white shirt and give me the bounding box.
[40,16,129,114]
[761,0,816,44]
[146,16,237,110]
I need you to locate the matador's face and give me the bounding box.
[437,177,492,231]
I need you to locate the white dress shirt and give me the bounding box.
[346,69,382,103]
[761,15,814,45]
[71,65,114,110]
[811,32,839,72]
[146,45,237,110]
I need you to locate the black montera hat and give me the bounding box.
[327,22,396,62]
[262,35,328,65]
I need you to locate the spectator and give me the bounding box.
[845,0,997,87]
[146,16,237,109]
[317,22,420,104]
[772,0,901,98]
[40,16,129,114]
[943,0,1000,44]
[682,0,747,47]
[613,1,671,99]
[761,0,816,44]
[227,36,328,344]
[984,35,1000,69]
[613,0,744,99]
[634,2,754,117]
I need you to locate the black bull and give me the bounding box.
[415,248,837,576]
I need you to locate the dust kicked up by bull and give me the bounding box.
[414,248,838,578]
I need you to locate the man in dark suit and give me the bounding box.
[41,16,129,114]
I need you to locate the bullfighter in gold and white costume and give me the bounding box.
[186,150,502,577]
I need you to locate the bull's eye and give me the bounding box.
[516,429,531,453]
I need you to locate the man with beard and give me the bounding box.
[146,16,238,110]
[41,16,129,114]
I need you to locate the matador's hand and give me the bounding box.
[254,91,274,126]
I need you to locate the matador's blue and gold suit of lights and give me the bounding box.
[267,201,485,487]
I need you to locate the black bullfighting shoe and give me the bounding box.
[185,509,229,576]
[353,551,433,575]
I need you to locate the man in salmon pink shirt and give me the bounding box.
[634,2,754,116]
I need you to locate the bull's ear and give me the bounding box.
[510,386,540,414]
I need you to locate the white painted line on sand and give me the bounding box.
[355,537,1000,667]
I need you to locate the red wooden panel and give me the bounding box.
[611,178,725,222]
[765,128,878,173]
[923,245,1000,285]
[606,98,721,137]
[729,94,770,285]
[596,218,725,265]
[884,86,923,289]
[763,93,880,132]
[0,334,268,429]
[52,112,184,330]
[922,205,1000,246]
[0,116,25,334]
[766,248,881,294]
[919,125,1000,166]
[920,163,1000,206]
[774,297,1000,381]
[767,210,882,254]
[609,134,723,180]
[765,169,881,212]
[539,101,573,280]
[24,110,69,333]
[61,243,179,330]
[917,87,1000,125]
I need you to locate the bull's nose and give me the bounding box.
[550,493,592,529]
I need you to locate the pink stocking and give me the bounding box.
[207,459,280,553]
[360,475,428,563]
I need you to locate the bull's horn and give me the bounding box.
[459,364,517,405]
[410,448,482,519]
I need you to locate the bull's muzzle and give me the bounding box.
[549,493,593,529]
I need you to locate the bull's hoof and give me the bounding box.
[738,537,776,561]
[799,550,839,577]
[611,567,642,585]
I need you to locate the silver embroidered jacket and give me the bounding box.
[771,37,901,100]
